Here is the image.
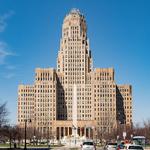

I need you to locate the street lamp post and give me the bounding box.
[9,126,12,149]
[24,120,27,150]
[24,119,31,150]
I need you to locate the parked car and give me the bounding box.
[81,140,96,150]
[104,142,118,150]
[125,144,144,150]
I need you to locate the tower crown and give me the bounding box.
[70,8,81,15]
[65,8,83,19]
[62,9,86,39]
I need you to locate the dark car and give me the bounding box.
[116,144,125,150]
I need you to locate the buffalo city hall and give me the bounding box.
[17,9,132,139]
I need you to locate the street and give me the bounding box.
[53,145,103,150]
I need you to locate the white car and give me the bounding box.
[125,144,144,150]
[81,141,96,150]
[104,142,118,150]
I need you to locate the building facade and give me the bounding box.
[17,9,132,139]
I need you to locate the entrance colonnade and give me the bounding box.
[54,120,96,140]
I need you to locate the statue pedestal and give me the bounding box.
[61,135,87,147]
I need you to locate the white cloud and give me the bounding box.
[4,73,15,79]
[0,71,16,79]
[0,11,14,32]
[0,41,15,65]
[0,11,16,64]
[5,65,16,70]
[0,11,16,79]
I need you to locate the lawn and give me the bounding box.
[0,143,64,148]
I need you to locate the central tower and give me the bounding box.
[57,8,93,84]
[56,9,94,121]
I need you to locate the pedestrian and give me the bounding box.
[14,142,17,148]
[48,141,51,149]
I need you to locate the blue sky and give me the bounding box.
[0,0,150,125]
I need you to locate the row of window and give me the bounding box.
[19,89,34,92]
[35,85,55,88]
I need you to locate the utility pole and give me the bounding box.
[24,119,31,150]
[24,120,27,150]
[9,126,12,149]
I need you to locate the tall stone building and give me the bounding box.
[17,9,132,139]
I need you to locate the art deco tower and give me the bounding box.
[56,9,94,121]
[57,9,92,79]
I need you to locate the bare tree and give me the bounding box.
[0,102,8,127]
[143,119,150,140]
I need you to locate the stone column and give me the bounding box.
[63,127,65,137]
[88,128,90,139]
[59,127,61,140]
[80,127,82,136]
[68,127,70,136]
[56,127,58,140]
[84,127,86,137]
